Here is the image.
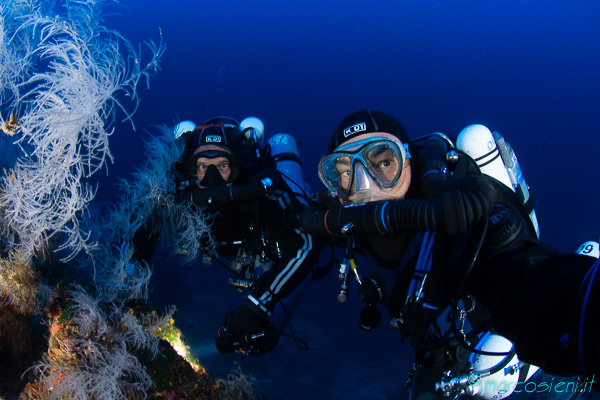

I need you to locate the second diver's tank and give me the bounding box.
[268,133,311,205]
[173,120,196,140]
[240,116,265,146]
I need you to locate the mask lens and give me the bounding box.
[364,142,401,186]
[318,154,351,193]
[194,151,237,186]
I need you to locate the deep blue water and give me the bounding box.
[92,1,600,398]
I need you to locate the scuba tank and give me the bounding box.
[173,120,196,140]
[239,118,312,203]
[240,116,265,153]
[267,133,311,205]
[172,120,198,194]
[575,240,599,259]
[434,126,542,399]
[457,124,540,239]
[436,333,525,400]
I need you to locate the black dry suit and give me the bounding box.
[300,137,597,378]
[183,145,323,355]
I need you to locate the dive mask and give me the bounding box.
[194,149,238,187]
[318,137,409,198]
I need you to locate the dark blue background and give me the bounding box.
[95,1,600,398]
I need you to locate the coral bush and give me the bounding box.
[21,289,260,400]
[24,287,173,400]
[0,251,43,315]
[0,0,165,264]
[99,125,216,266]
[214,363,262,400]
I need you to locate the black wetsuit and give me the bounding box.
[300,141,596,387]
[203,168,322,314]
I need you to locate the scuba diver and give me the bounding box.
[296,109,599,399]
[171,116,324,356]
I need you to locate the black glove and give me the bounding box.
[419,137,451,199]
[283,202,305,229]
[419,136,449,175]
[216,305,279,355]
[359,305,382,331]
[250,168,284,187]
[174,188,192,205]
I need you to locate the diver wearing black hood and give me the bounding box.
[295,109,598,399]
[175,117,323,356]
[132,116,323,356]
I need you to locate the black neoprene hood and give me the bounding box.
[328,109,410,153]
[194,125,241,153]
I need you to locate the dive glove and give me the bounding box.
[216,305,279,356]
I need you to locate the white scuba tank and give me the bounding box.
[457,124,512,188]
[240,116,265,146]
[575,240,600,259]
[435,332,536,400]
[457,124,540,239]
[447,125,545,400]
[268,133,311,205]
[173,120,196,139]
[492,130,539,239]
[467,333,522,400]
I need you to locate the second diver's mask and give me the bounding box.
[318,137,410,200]
[194,148,238,188]
[190,119,244,188]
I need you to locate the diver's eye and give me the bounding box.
[197,164,208,171]
[336,168,351,190]
[378,159,392,168]
[219,163,230,170]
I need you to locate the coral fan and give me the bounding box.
[24,288,167,399]
[0,0,165,264]
[20,289,258,400]
[0,251,43,315]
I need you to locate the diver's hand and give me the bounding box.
[216,305,278,355]
[419,137,451,198]
[248,168,286,194]
[283,202,305,229]
[419,136,449,176]
[311,189,343,210]
[174,188,192,205]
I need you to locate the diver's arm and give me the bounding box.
[300,137,497,237]
[241,169,324,312]
[300,174,497,237]
[216,171,324,356]
[176,169,287,206]
[463,199,598,377]
[470,245,596,377]
[248,228,323,313]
